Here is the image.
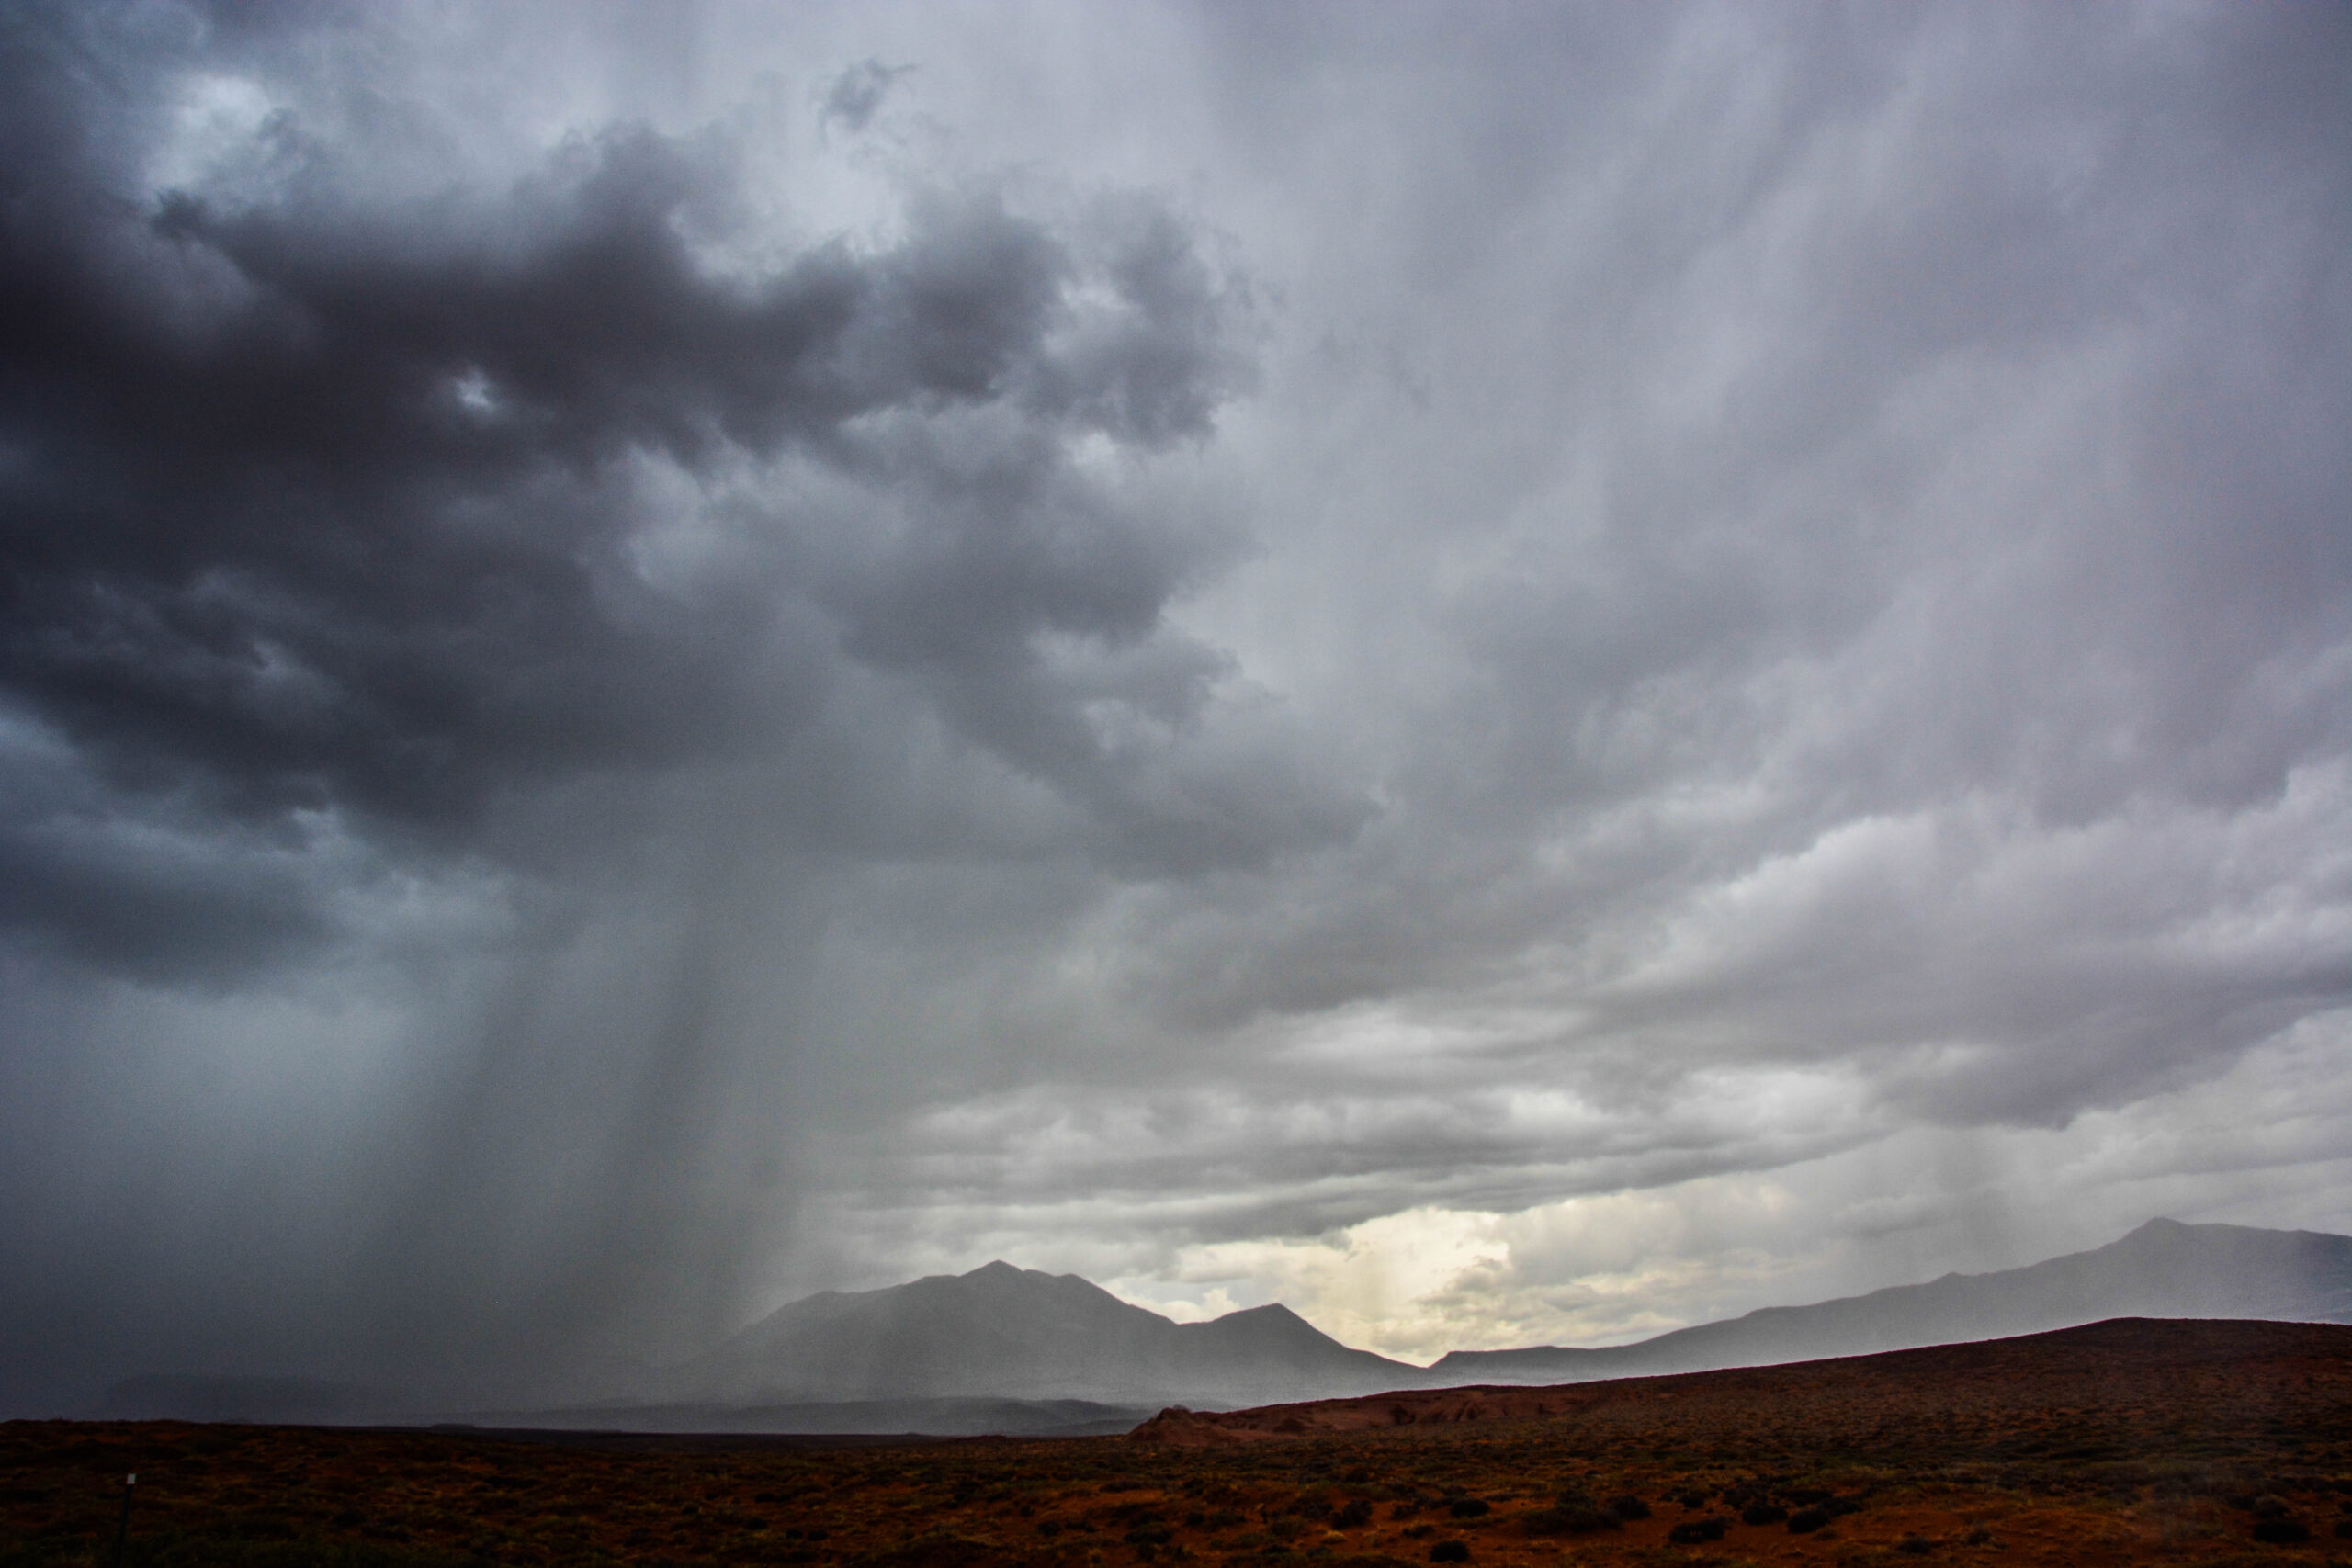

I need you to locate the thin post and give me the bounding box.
[111,1473,135,1568]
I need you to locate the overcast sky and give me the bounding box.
[2,0,2347,1414]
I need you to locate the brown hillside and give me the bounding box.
[1130,1316,2352,1445]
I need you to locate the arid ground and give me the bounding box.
[5,1319,2349,1568]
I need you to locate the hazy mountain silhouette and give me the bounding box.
[1430,1218,2352,1384]
[684,1260,1420,1408]
[101,1219,2352,1428]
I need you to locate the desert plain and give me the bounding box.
[5,1320,2350,1568]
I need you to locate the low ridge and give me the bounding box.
[1129,1315,2352,1445]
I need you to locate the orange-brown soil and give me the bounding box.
[5,1318,2348,1568]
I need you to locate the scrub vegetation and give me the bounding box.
[4,1320,2348,1568]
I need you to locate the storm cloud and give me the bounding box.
[2,0,2346,1410]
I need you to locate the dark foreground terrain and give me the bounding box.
[6,1319,2349,1568]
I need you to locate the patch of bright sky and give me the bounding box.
[141,71,277,199]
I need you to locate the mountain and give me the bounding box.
[101,1218,2352,1430]
[685,1260,1421,1409]
[1428,1217,2352,1385]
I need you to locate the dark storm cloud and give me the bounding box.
[4,0,2347,1400]
[0,0,1336,1412]
[0,5,1291,983]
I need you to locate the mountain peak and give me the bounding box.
[1222,1303,1306,1324]
[702,1256,1413,1408]
[2124,1216,2188,1236]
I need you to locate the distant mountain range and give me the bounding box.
[103,1217,2352,1428]
[1430,1217,2352,1385]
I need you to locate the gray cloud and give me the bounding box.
[2,0,2346,1406]
[0,5,1301,982]
[0,0,1332,1408]
[820,59,910,136]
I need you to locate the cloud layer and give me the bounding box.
[1,0,2346,1408]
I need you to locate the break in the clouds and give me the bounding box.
[2,0,2347,1409]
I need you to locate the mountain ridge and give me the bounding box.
[688,1216,2352,1413]
[1428,1216,2352,1384]
[100,1217,2352,1427]
[686,1258,1421,1409]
